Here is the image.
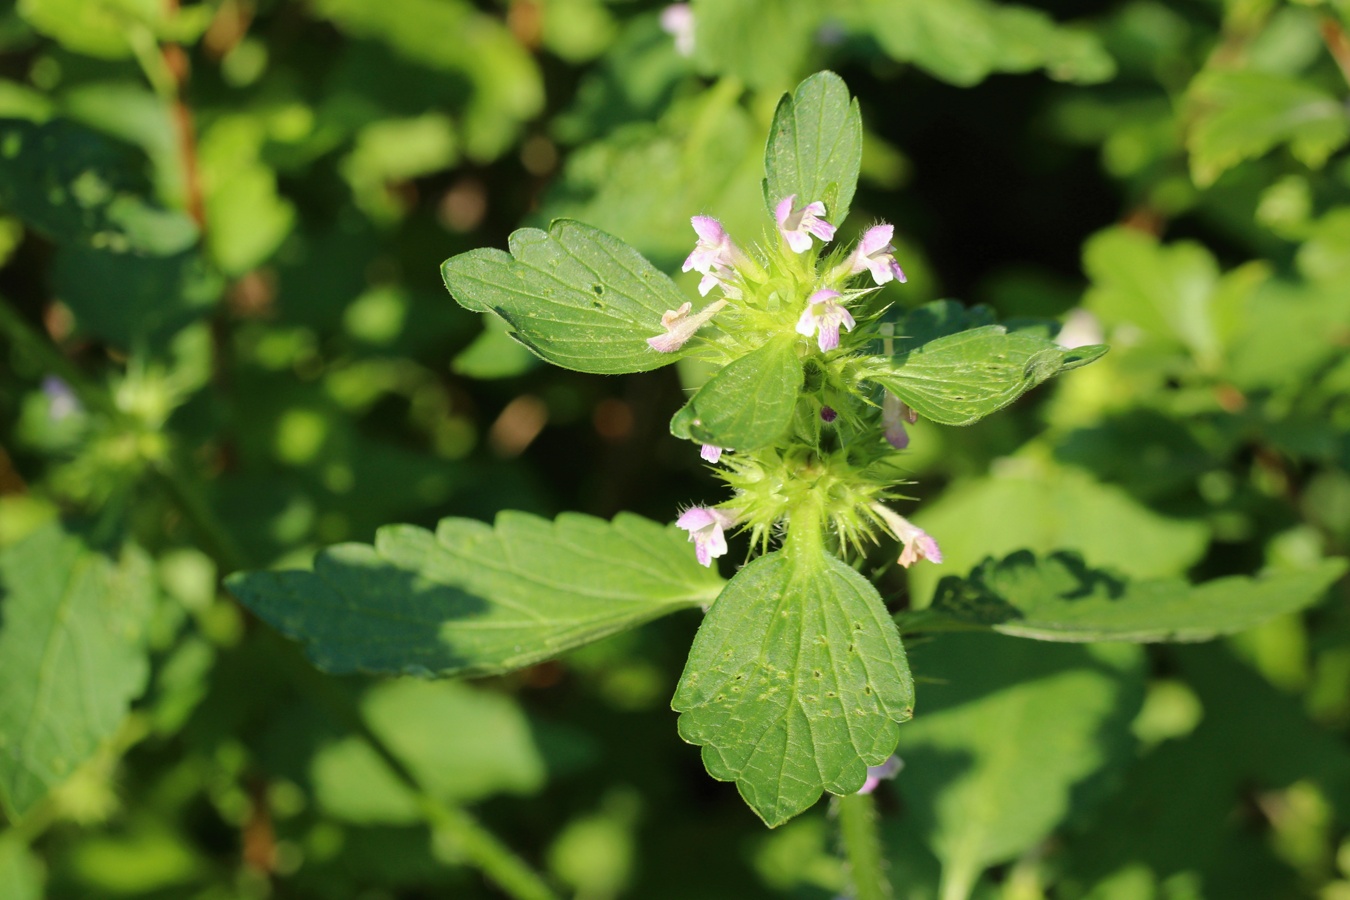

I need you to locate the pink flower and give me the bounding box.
[774,195,835,253]
[647,299,728,353]
[871,504,943,568]
[683,216,744,298]
[857,755,904,795]
[700,444,723,463]
[795,289,855,352]
[660,4,695,57]
[882,392,916,450]
[676,506,736,567]
[847,224,906,285]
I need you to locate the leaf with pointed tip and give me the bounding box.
[763,71,863,227]
[670,336,803,451]
[901,551,1348,643]
[673,550,913,827]
[440,219,688,374]
[0,524,155,818]
[869,325,1107,426]
[227,512,723,679]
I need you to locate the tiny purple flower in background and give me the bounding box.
[882,392,916,450]
[857,755,904,795]
[647,299,728,353]
[774,195,835,253]
[795,289,855,352]
[820,406,838,423]
[676,505,736,567]
[847,224,907,285]
[871,504,943,569]
[700,444,723,464]
[660,4,695,57]
[42,375,81,421]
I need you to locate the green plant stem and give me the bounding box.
[836,791,892,900]
[281,645,561,900]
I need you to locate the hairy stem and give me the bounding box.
[837,791,892,900]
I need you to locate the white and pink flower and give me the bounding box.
[676,505,737,567]
[774,195,835,253]
[795,289,855,352]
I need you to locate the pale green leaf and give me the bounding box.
[313,679,545,823]
[227,512,723,679]
[672,551,914,827]
[905,463,1211,607]
[903,551,1348,642]
[869,325,1107,426]
[896,635,1144,900]
[670,336,803,451]
[0,834,43,900]
[1187,70,1350,187]
[0,524,155,818]
[763,71,863,227]
[441,220,690,374]
[691,0,822,91]
[198,116,295,275]
[16,0,162,59]
[451,314,540,380]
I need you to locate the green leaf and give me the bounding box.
[672,551,914,827]
[198,116,296,275]
[905,551,1348,642]
[763,71,863,227]
[0,834,43,900]
[895,634,1144,900]
[905,464,1211,607]
[0,119,197,254]
[441,220,691,375]
[16,0,162,59]
[227,512,723,679]
[691,0,823,91]
[869,325,1107,426]
[451,314,540,380]
[669,336,803,451]
[0,524,155,818]
[312,679,546,823]
[1187,70,1350,188]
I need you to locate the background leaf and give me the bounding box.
[228,512,723,678]
[673,550,913,827]
[0,524,154,818]
[907,551,1347,642]
[441,220,690,375]
[669,336,803,451]
[762,70,863,227]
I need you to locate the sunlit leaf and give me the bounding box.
[669,336,803,451]
[763,70,863,226]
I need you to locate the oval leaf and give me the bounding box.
[673,550,914,827]
[441,219,688,374]
[669,336,803,451]
[763,70,863,227]
[227,512,723,678]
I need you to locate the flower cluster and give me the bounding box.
[654,196,937,571]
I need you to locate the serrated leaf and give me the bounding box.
[441,220,690,374]
[1187,70,1350,188]
[0,524,155,818]
[228,512,723,678]
[669,336,803,451]
[0,118,197,255]
[904,551,1347,642]
[895,634,1144,899]
[672,551,914,827]
[869,325,1107,426]
[763,71,863,227]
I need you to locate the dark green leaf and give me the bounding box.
[0,524,155,817]
[669,336,803,451]
[763,70,863,226]
[673,551,914,827]
[228,512,723,679]
[869,325,1107,426]
[904,551,1347,642]
[441,219,690,374]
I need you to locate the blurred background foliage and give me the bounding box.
[0,0,1349,898]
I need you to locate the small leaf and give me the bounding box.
[692,0,822,91]
[441,219,689,374]
[227,512,723,678]
[869,325,1107,426]
[669,336,803,451]
[904,551,1348,643]
[0,524,155,818]
[1187,70,1350,188]
[763,71,863,227]
[895,634,1144,899]
[672,551,914,827]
